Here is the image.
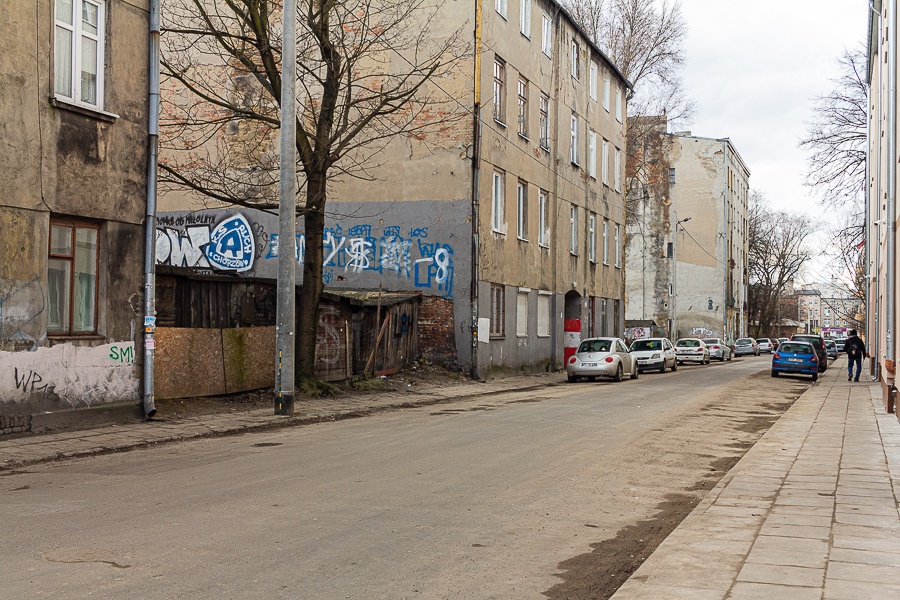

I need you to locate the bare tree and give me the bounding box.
[159,0,468,381]
[746,192,817,338]
[799,47,868,210]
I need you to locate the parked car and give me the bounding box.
[733,337,760,356]
[757,337,775,353]
[778,337,789,344]
[771,338,780,351]
[675,338,710,364]
[790,334,828,372]
[825,339,838,359]
[701,338,733,361]
[566,337,639,383]
[630,338,678,373]
[771,340,819,381]
[835,338,847,352]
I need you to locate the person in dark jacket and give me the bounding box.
[845,330,867,382]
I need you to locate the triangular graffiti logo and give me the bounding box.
[205,214,255,272]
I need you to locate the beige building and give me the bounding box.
[157,1,630,379]
[865,0,898,412]
[626,131,750,341]
[0,1,150,430]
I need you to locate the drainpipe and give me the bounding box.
[141,0,160,419]
[722,142,729,341]
[886,0,897,372]
[470,0,482,379]
[550,8,561,362]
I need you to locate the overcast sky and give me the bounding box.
[677,0,868,216]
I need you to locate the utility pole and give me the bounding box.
[275,0,297,415]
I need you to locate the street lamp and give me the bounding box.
[672,216,691,340]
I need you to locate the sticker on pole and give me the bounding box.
[145,339,156,350]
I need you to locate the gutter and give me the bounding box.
[470,0,482,379]
[142,0,160,419]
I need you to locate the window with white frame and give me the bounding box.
[490,284,505,337]
[493,57,506,124]
[569,204,578,254]
[571,38,581,80]
[496,0,507,19]
[588,213,597,263]
[517,180,528,240]
[601,139,609,185]
[55,0,105,109]
[588,131,597,179]
[590,61,598,100]
[616,86,623,122]
[614,148,621,191]
[520,0,531,37]
[48,218,100,334]
[539,94,550,149]
[614,223,621,267]
[602,219,609,264]
[537,292,551,337]
[541,13,552,56]
[517,77,528,137]
[492,170,505,232]
[516,289,529,337]
[570,113,579,165]
[603,76,610,111]
[538,189,549,247]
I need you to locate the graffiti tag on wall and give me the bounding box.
[157,212,456,297]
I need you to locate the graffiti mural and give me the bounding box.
[0,276,47,351]
[158,209,459,297]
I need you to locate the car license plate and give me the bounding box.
[638,360,649,364]
[582,362,597,367]
[788,358,802,362]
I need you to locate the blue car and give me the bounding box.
[771,341,819,381]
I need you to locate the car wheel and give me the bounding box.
[704,356,710,365]
[588,376,597,381]
[613,363,623,382]
[567,373,577,383]
[631,365,639,380]
[771,370,778,377]
[812,372,818,382]
[727,353,732,361]
[671,361,678,372]
[659,361,667,374]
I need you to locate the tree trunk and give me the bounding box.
[296,174,327,380]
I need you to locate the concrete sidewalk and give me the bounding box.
[0,374,556,471]
[611,358,900,600]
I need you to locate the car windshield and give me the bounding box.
[578,340,611,353]
[701,339,719,345]
[779,343,812,354]
[676,340,700,347]
[736,338,752,344]
[631,340,661,351]
[758,339,770,343]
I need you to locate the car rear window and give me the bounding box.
[579,340,611,353]
[736,338,752,344]
[676,340,700,347]
[701,339,720,344]
[779,343,812,354]
[631,340,661,351]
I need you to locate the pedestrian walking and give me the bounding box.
[845,329,867,382]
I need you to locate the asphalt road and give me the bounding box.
[2,355,808,599]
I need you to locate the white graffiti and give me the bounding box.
[156,226,211,268]
[380,237,413,276]
[414,247,451,285]
[346,238,373,272]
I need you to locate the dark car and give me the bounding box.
[790,334,828,372]
[772,341,819,381]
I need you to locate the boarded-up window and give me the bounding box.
[538,293,551,337]
[516,290,529,337]
[490,284,505,337]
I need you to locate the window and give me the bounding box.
[614,224,621,267]
[589,213,597,262]
[517,180,528,240]
[603,76,610,111]
[570,205,578,254]
[539,94,550,149]
[538,189,550,247]
[517,77,528,137]
[520,0,531,37]
[616,86,623,122]
[590,61,598,100]
[492,171,505,232]
[602,219,609,264]
[48,219,100,335]
[669,168,676,184]
[571,39,581,80]
[666,241,674,258]
[496,0,507,19]
[493,57,506,124]
[588,131,597,179]
[601,139,609,184]
[490,284,505,337]
[516,290,529,337]
[541,14,552,56]
[570,113,579,165]
[537,292,551,337]
[614,148,621,192]
[55,0,105,109]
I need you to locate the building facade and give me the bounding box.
[625,129,750,342]
[0,0,150,431]
[158,1,630,380]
